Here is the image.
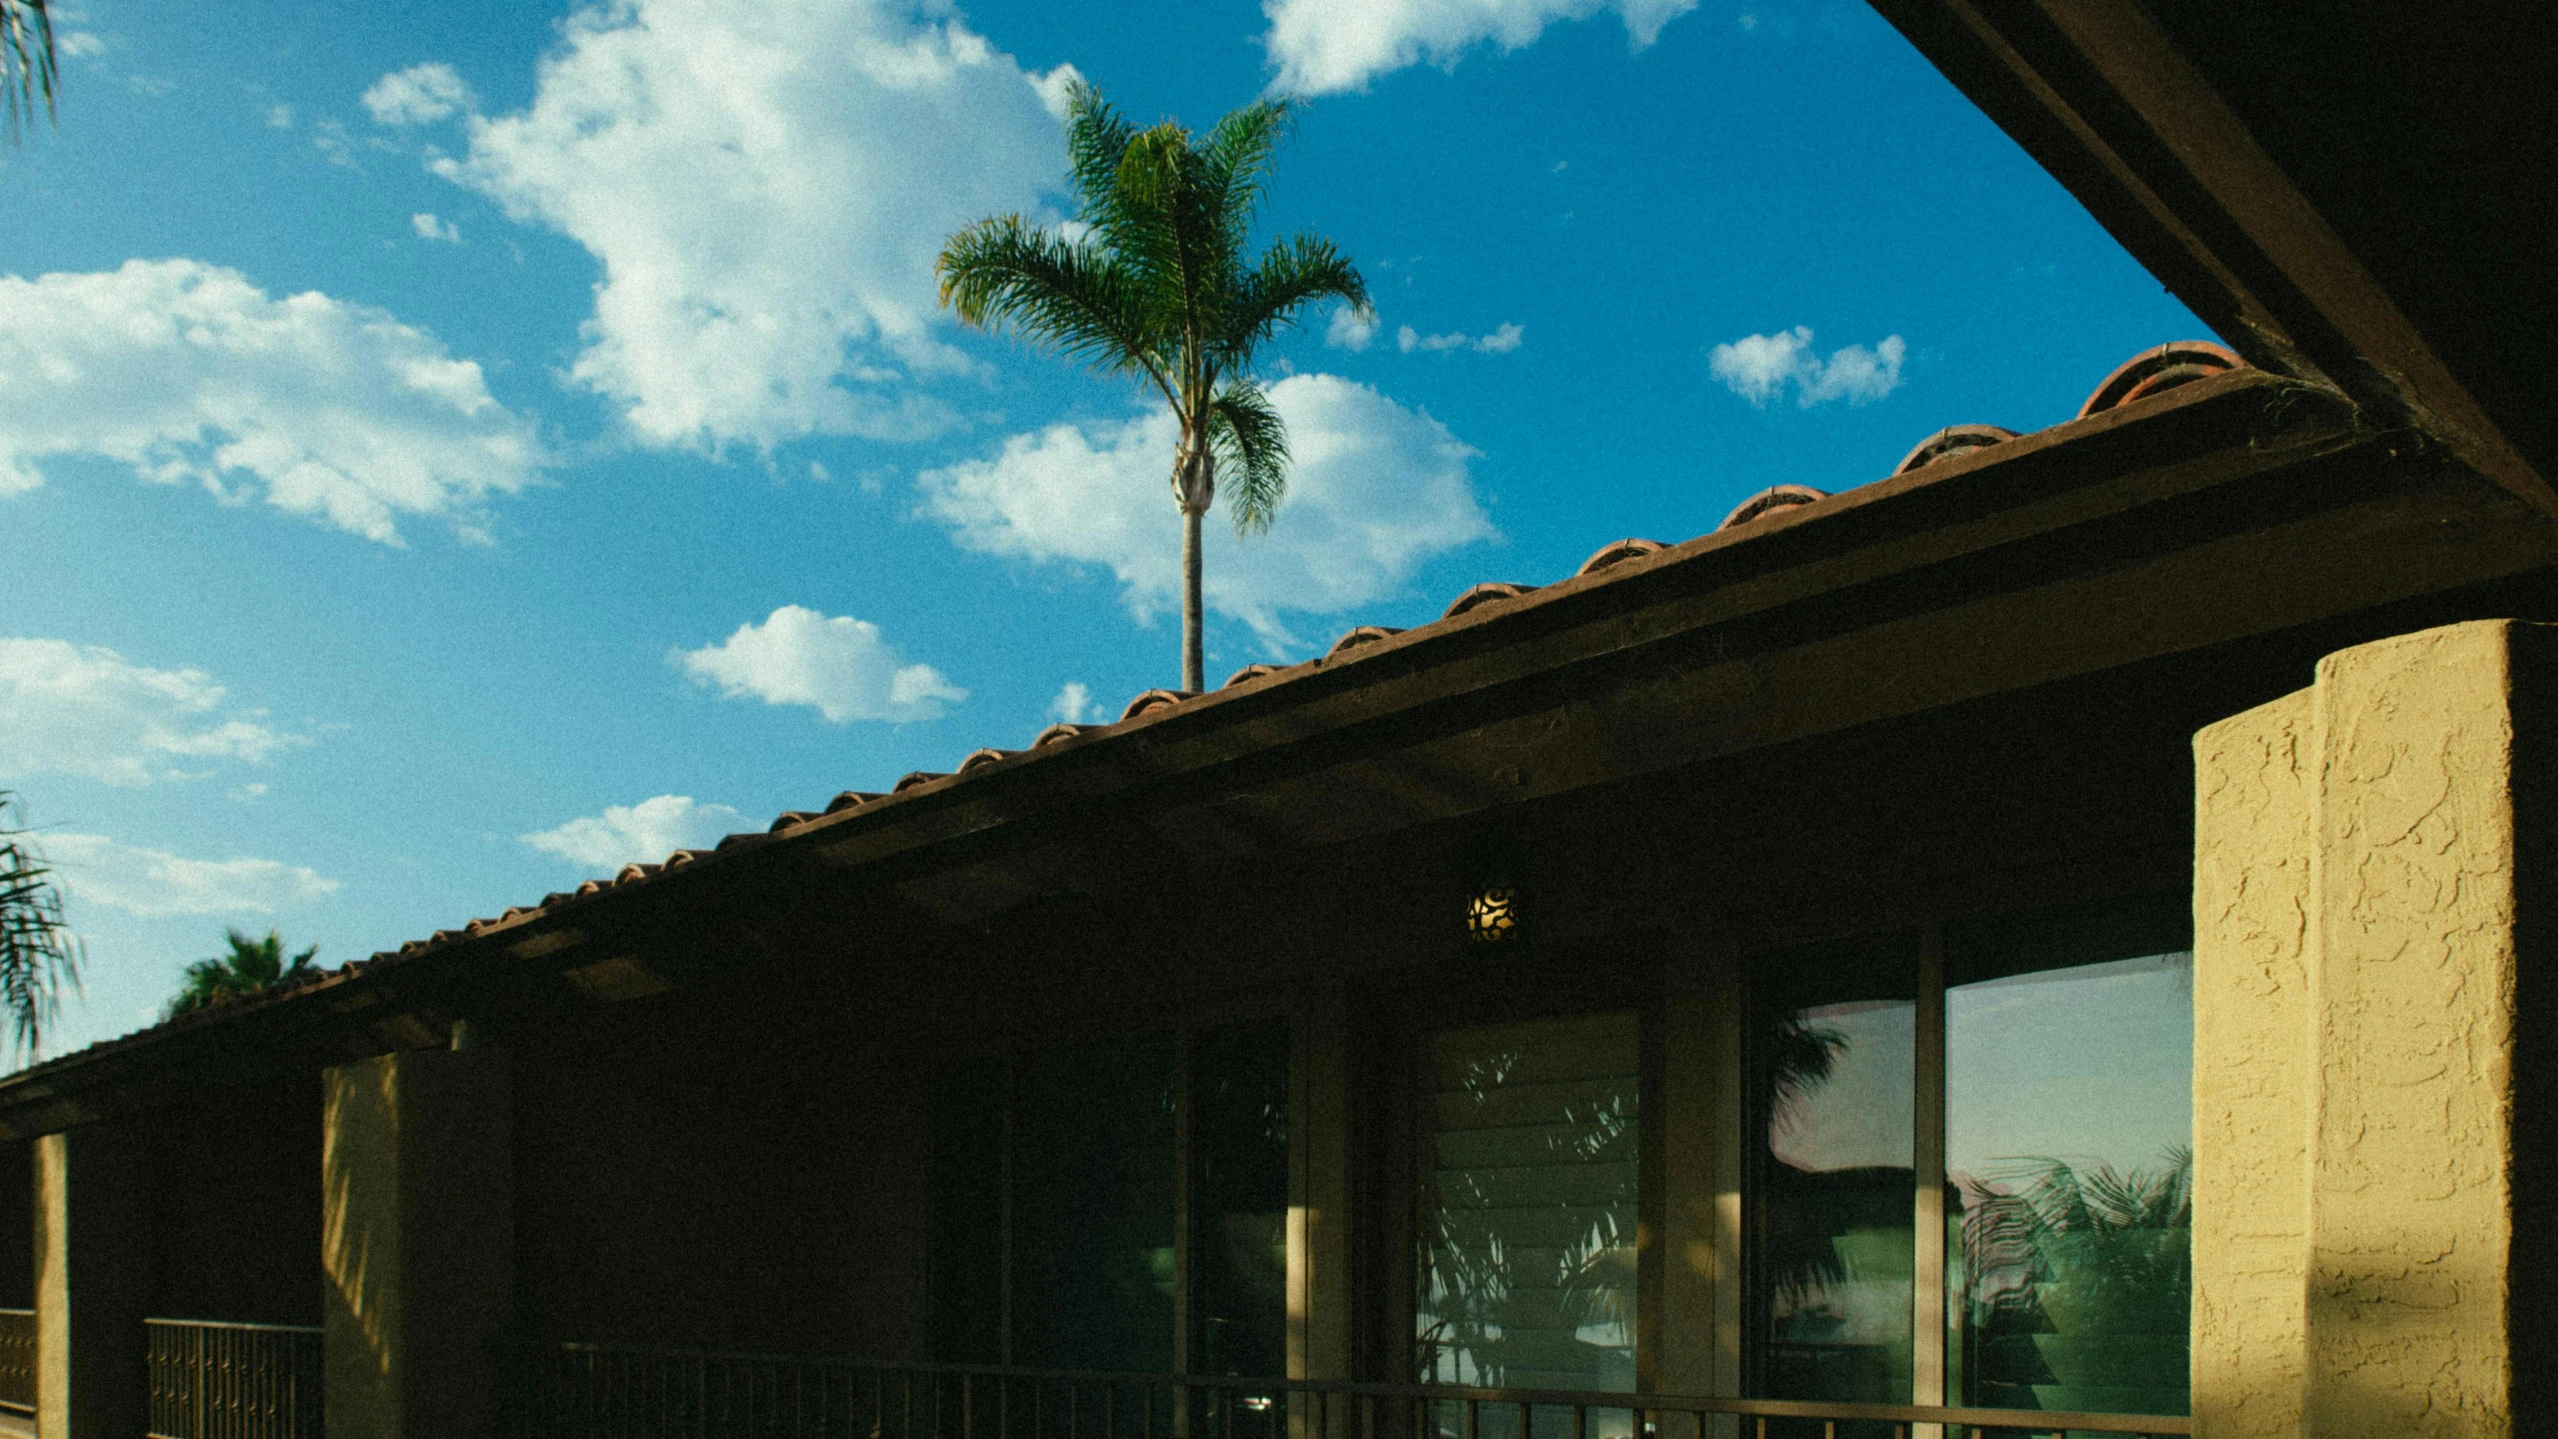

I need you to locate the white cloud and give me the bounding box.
[675,606,966,723]
[56,31,105,59]
[44,833,337,918]
[918,372,1496,648]
[0,259,545,544]
[0,638,306,788]
[414,0,1068,451]
[1048,681,1094,724]
[1398,321,1523,354]
[1326,304,1379,352]
[363,62,474,126]
[521,794,742,872]
[265,102,294,129]
[411,212,462,244]
[311,119,360,169]
[1709,325,1906,408]
[1264,0,1697,94]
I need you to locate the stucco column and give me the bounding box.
[322,1044,512,1439]
[34,1119,150,1439]
[2194,619,2555,1438]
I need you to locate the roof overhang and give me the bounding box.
[9,368,2554,1136]
[1864,0,2558,517]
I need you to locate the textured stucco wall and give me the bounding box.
[2194,620,2545,1439]
[34,1121,149,1439]
[2308,626,2518,1434]
[323,1046,512,1439]
[2194,688,2314,1438]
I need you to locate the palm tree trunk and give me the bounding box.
[1182,505,1204,692]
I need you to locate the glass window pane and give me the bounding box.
[1194,1021,1291,1380]
[1749,937,1917,1412]
[1012,1036,1177,1371]
[1947,897,2192,1420]
[1418,1012,1640,1394]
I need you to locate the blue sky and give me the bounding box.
[0,0,2199,1060]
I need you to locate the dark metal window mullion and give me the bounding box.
[1174,1026,1197,1413]
[1001,1058,1017,1369]
[1911,921,1948,1418]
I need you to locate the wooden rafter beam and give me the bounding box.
[1866,0,2558,518]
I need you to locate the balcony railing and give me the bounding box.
[145,1318,325,1439]
[0,1307,31,1418]
[503,1343,2189,1439]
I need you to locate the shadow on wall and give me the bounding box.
[322,1059,398,1394]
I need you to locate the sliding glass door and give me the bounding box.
[1743,895,2193,1426]
[928,1021,1292,1382]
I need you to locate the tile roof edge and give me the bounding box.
[0,355,2296,1100]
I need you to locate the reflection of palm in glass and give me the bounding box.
[1420,1018,1640,1397]
[1955,1149,2191,1415]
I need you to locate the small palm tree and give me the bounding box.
[938,81,1368,692]
[167,927,318,1019]
[0,792,81,1062]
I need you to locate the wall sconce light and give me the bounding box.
[1466,882,1521,944]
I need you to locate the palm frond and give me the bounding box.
[1207,377,1289,534]
[0,791,80,1060]
[1198,96,1295,255]
[1108,125,1224,382]
[938,216,1171,398]
[164,927,320,1021]
[0,0,54,144]
[1061,78,1136,225]
[1221,233,1367,365]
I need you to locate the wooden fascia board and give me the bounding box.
[1864,0,2557,518]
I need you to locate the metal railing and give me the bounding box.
[504,1344,2188,1439]
[145,1318,325,1439]
[0,1307,32,1416]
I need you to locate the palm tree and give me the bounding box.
[938,81,1368,692]
[2,0,54,142]
[167,927,318,1019]
[1,792,81,1062]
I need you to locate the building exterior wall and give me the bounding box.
[323,1045,513,1439]
[2194,619,2552,1438]
[510,982,933,1358]
[149,1080,324,1326]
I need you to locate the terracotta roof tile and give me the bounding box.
[1891,427,2018,476]
[1441,582,1537,620]
[1324,625,1404,659]
[1717,486,1832,530]
[1032,723,1095,746]
[1220,663,1287,688]
[892,771,950,793]
[1119,689,1196,721]
[1576,538,1666,576]
[2079,341,2242,417]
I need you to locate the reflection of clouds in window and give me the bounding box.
[1767,999,1915,1173]
[1947,951,2192,1185]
